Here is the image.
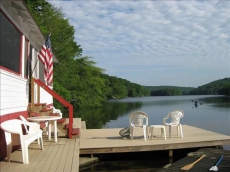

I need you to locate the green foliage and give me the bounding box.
[102,75,151,99]
[189,78,230,95]
[219,84,230,95]
[144,86,195,95]
[151,88,182,96]
[25,0,108,108]
[53,81,71,111]
[25,0,82,60]
[54,56,109,108]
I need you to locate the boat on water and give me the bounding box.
[194,102,199,107]
[194,101,202,107]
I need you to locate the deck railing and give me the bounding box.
[33,77,73,138]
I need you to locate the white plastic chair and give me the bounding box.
[19,115,48,135]
[129,111,148,140]
[163,110,184,138]
[1,119,44,164]
[50,106,62,117]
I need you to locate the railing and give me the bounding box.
[33,77,73,138]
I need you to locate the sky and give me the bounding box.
[47,0,230,88]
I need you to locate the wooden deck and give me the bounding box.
[1,124,230,172]
[158,148,230,172]
[80,125,230,154]
[0,135,80,172]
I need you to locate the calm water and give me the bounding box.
[103,95,230,138]
[79,95,230,171]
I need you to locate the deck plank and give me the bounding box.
[63,139,75,172]
[73,118,81,128]
[55,138,71,171]
[79,125,230,154]
[41,145,59,172]
[48,145,65,172]
[71,139,80,172]
[1,125,230,172]
[0,147,27,172]
[27,143,55,171]
[157,148,230,172]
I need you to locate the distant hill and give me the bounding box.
[142,77,230,96]
[143,86,195,95]
[189,77,230,95]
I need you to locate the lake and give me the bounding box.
[103,95,230,139]
[78,95,230,147]
[79,95,230,171]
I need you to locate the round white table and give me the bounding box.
[27,116,62,142]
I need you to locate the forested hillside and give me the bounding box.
[102,74,150,99]
[144,86,195,95]
[25,0,229,111]
[25,0,149,109]
[189,77,230,95]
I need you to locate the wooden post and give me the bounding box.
[30,77,35,115]
[169,149,173,164]
[37,84,40,103]
[169,149,173,157]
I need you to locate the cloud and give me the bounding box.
[48,0,230,87]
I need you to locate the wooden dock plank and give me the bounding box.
[1,125,230,172]
[157,148,230,172]
[63,139,75,172]
[73,118,81,128]
[79,125,230,154]
[23,149,46,172]
[0,137,80,172]
[65,118,81,128]
[29,144,55,171]
[57,137,68,145]
[48,145,65,172]
[71,139,80,172]
[41,145,59,172]
[0,147,28,172]
[55,138,71,171]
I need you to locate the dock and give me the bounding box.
[158,148,230,172]
[80,125,230,155]
[0,124,230,172]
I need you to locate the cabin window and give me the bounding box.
[0,12,21,74]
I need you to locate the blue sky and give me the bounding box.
[48,0,230,87]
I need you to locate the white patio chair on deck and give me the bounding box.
[129,111,148,140]
[19,115,45,133]
[19,115,48,135]
[163,110,184,138]
[1,119,44,164]
[50,106,62,117]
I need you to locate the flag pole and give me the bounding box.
[30,33,52,111]
[31,33,51,76]
[31,58,39,76]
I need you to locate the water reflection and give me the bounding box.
[75,102,143,129]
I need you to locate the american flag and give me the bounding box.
[38,34,53,84]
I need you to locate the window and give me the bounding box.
[0,12,21,73]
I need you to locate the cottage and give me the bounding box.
[0,0,59,160]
